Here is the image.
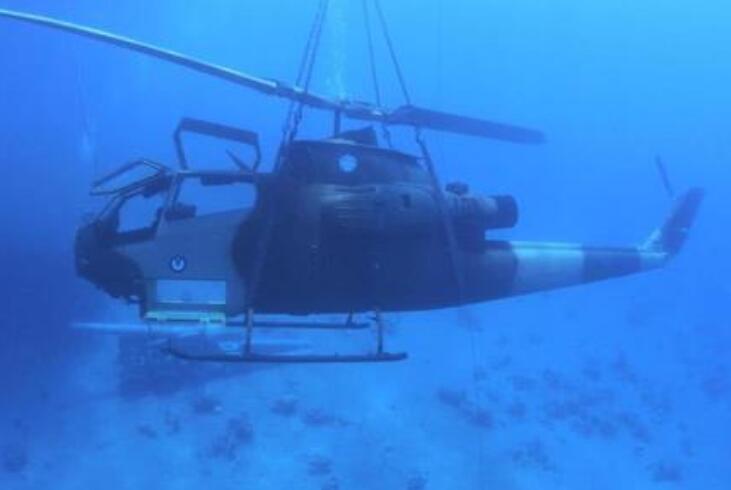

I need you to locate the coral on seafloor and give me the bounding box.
[164,410,181,435]
[191,394,223,415]
[320,477,339,490]
[406,472,428,490]
[208,414,255,461]
[302,408,347,428]
[136,424,159,439]
[510,439,556,473]
[436,388,468,409]
[270,396,299,417]
[649,461,684,483]
[307,454,332,476]
[2,443,28,474]
[435,387,494,429]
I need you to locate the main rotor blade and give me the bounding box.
[0,8,340,111]
[384,105,546,144]
[0,9,546,145]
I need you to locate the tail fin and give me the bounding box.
[644,188,705,255]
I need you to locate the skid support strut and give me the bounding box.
[244,307,254,354]
[375,308,384,355]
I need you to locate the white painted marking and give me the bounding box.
[511,243,584,294]
[639,249,669,270]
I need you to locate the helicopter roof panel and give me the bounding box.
[91,159,171,196]
[291,138,419,163]
[285,139,429,186]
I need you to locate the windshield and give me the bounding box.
[96,176,172,244]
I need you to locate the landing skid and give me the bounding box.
[166,349,407,364]
[167,309,408,364]
[75,310,407,364]
[230,318,370,330]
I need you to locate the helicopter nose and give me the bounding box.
[74,222,98,276]
[73,222,143,301]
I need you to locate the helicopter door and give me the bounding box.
[128,172,257,321]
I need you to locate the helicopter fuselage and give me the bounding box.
[0,7,704,363]
[75,134,696,322]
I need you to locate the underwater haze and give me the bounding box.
[0,0,729,489]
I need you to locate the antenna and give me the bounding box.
[655,155,676,199]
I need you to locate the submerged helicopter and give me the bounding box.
[0,6,703,363]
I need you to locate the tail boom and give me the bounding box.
[462,188,703,303]
[494,242,667,298]
[460,242,666,303]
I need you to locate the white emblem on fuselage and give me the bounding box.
[169,255,187,273]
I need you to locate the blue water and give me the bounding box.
[1,1,729,488]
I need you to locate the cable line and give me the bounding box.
[372,0,411,105]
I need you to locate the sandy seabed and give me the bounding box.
[2,292,729,490]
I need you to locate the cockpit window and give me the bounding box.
[97,176,171,243]
[117,191,166,234]
[171,175,256,219]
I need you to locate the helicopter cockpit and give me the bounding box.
[88,160,172,245]
[86,117,262,247]
[75,118,262,312]
[92,163,257,244]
